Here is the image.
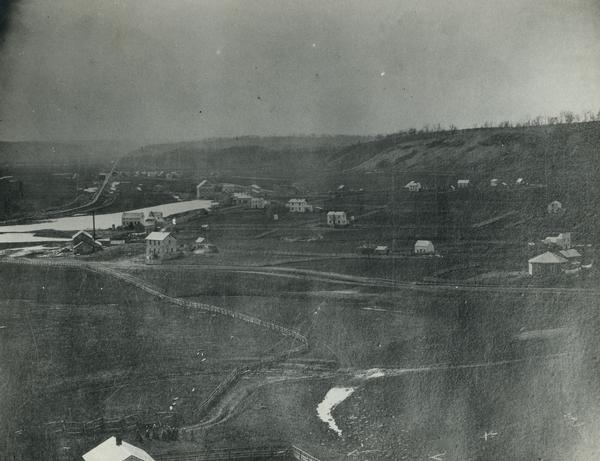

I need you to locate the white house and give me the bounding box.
[83,436,155,461]
[457,179,470,188]
[404,181,422,192]
[414,240,435,254]
[516,177,525,185]
[122,211,144,228]
[490,178,499,187]
[287,198,312,213]
[326,211,348,227]
[145,231,177,261]
[250,197,269,209]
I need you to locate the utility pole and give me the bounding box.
[92,211,96,241]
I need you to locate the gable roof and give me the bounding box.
[195,236,206,244]
[145,232,173,241]
[559,249,581,259]
[122,211,144,219]
[528,252,568,264]
[72,230,93,240]
[83,437,155,461]
[415,240,433,246]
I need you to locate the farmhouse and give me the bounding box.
[528,252,567,276]
[404,181,422,192]
[287,198,312,213]
[83,436,155,461]
[250,197,269,209]
[326,211,348,227]
[122,211,144,228]
[543,232,571,250]
[71,230,103,255]
[414,240,435,254]
[457,179,470,188]
[145,231,177,261]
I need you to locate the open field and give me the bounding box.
[0,264,297,460]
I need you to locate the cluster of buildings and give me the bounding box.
[197,180,271,209]
[404,177,532,192]
[121,210,165,232]
[358,240,435,256]
[527,232,588,276]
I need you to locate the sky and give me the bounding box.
[0,0,599,142]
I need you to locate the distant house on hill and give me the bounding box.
[543,232,571,250]
[457,179,470,189]
[516,177,525,185]
[547,201,563,214]
[528,252,567,276]
[326,211,348,227]
[374,245,389,255]
[490,178,499,187]
[145,231,177,262]
[287,198,312,213]
[404,181,422,192]
[71,230,103,255]
[83,436,155,461]
[414,240,435,254]
[122,211,144,228]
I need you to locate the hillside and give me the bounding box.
[119,135,373,178]
[0,140,136,169]
[329,122,600,192]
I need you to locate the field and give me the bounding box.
[0,264,297,460]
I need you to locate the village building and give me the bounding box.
[250,197,269,209]
[528,252,568,276]
[83,436,155,461]
[122,211,144,228]
[287,198,312,212]
[543,232,571,250]
[457,179,470,188]
[233,192,253,207]
[490,178,499,187]
[71,230,103,255]
[414,240,435,254]
[145,231,177,262]
[547,200,563,214]
[143,217,158,232]
[326,211,348,227]
[516,177,525,185]
[404,181,422,192]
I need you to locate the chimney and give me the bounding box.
[116,435,122,446]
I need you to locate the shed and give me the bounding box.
[528,252,567,276]
[559,249,581,262]
[414,240,435,254]
[374,245,389,255]
[83,436,155,461]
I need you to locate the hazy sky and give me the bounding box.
[0,0,599,142]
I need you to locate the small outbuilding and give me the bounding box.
[559,248,582,264]
[528,252,567,276]
[374,245,389,255]
[83,436,155,461]
[404,181,422,192]
[414,240,435,255]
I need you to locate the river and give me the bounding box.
[0,199,212,239]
